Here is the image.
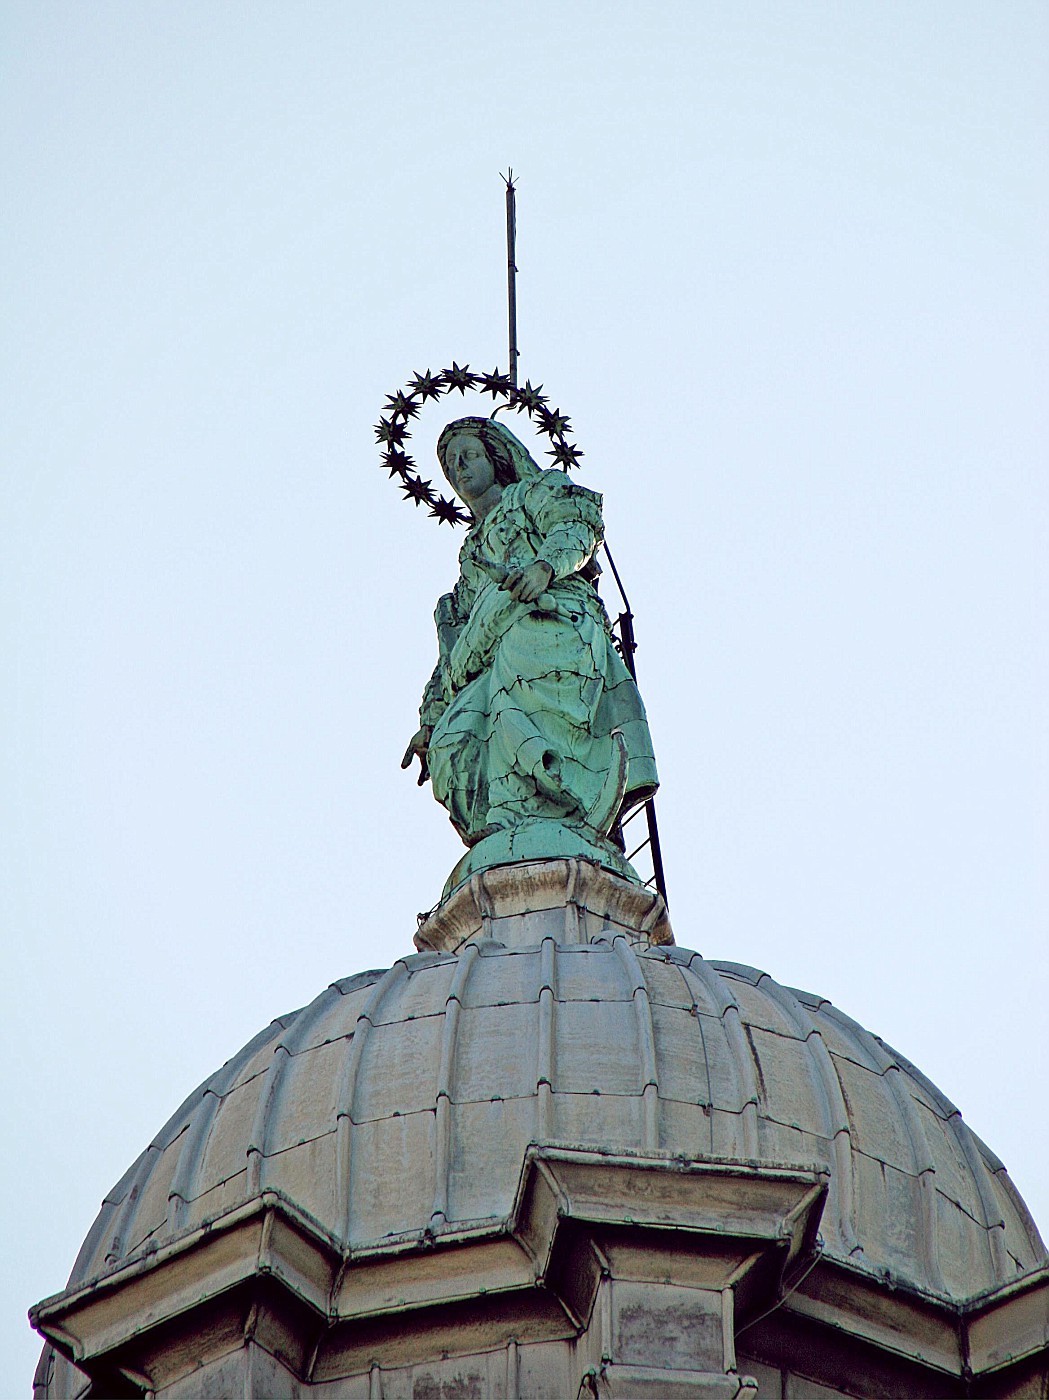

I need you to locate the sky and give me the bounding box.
[2,1,1047,1384]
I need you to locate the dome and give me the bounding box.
[33,861,1048,1398]
[56,947,1041,1302]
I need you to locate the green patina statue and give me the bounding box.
[402,416,658,894]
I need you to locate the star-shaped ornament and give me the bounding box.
[537,407,571,438]
[408,370,445,402]
[443,362,478,395]
[383,447,413,478]
[374,417,409,446]
[547,439,584,469]
[376,371,583,526]
[479,369,512,399]
[400,474,437,507]
[429,495,471,526]
[384,390,422,420]
[514,379,549,413]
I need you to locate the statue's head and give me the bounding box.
[437,417,540,502]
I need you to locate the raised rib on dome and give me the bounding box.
[58,942,1044,1313]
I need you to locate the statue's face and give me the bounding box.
[442,431,496,505]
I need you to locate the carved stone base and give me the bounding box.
[417,855,673,954]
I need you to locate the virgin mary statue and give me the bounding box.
[402,416,658,894]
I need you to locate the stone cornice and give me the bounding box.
[31,1151,1047,1393]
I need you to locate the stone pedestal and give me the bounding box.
[416,855,673,954]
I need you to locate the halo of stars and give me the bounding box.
[375,365,584,525]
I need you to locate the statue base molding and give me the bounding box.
[417,855,673,955]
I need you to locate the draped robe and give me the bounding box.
[419,470,658,846]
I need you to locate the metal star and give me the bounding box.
[443,362,478,395]
[547,439,584,468]
[514,380,549,413]
[479,368,513,398]
[399,474,437,507]
[429,495,471,526]
[383,447,413,478]
[384,390,422,420]
[375,417,409,446]
[536,407,571,438]
[408,369,445,402]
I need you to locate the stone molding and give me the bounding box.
[32,1157,1048,1397]
[415,856,674,954]
[32,1151,820,1393]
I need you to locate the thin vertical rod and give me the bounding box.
[503,170,519,387]
[602,541,669,908]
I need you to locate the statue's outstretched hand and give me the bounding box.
[401,726,432,785]
[504,560,554,603]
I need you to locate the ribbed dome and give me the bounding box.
[58,939,1044,1317]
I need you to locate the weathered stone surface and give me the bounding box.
[32,866,1048,1397]
[415,856,672,953]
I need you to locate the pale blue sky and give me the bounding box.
[3,1,1047,1382]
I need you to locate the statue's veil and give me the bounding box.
[437,415,541,483]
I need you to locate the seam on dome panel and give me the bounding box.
[100,1146,159,1267]
[93,1058,231,1271]
[258,1124,339,1160]
[662,961,714,1153]
[756,976,862,1261]
[266,1012,303,1034]
[547,1086,683,1102]
[816,1000,945,1292]
[336,960,411,1243]
[133,1014,289,1248]
[822,1011,941,1172]
[941,1108,1011,1282]
[984,1159,1048,1263]
[81,1145,168,1277]
[847,1141,926,1173]
[548,992,635,1003]
[931,1183,1006,1231]
[347,1103,436,1128]
[246,983,345,1197]
[672,951,760,1156]
[207,1065,272,1098]
[824,1043,892,1075]
[370,1007,449,1030]
[650,1089,714,1111]
[969,1130,1007,1177]
[329,970,389,996]
[874,1036,960,1118]
[181,1163,250,1206]
[431,942,481,1227]
[122,1155,249,1259]
[545,1087,718,1111]
[753,1109,837,1141]
[473,995,543,1009]
[444,1090,543,1112]
[588,935,659,1148]
[278,1032,356,1058]
[536,938,556,1137]
[644,991,709,1012]
[708,963,765,986]
[784,986,832,1012]
[819,1005,934,1085]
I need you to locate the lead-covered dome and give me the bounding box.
[54,881,1042,1297]
[34,861,1047,1398]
